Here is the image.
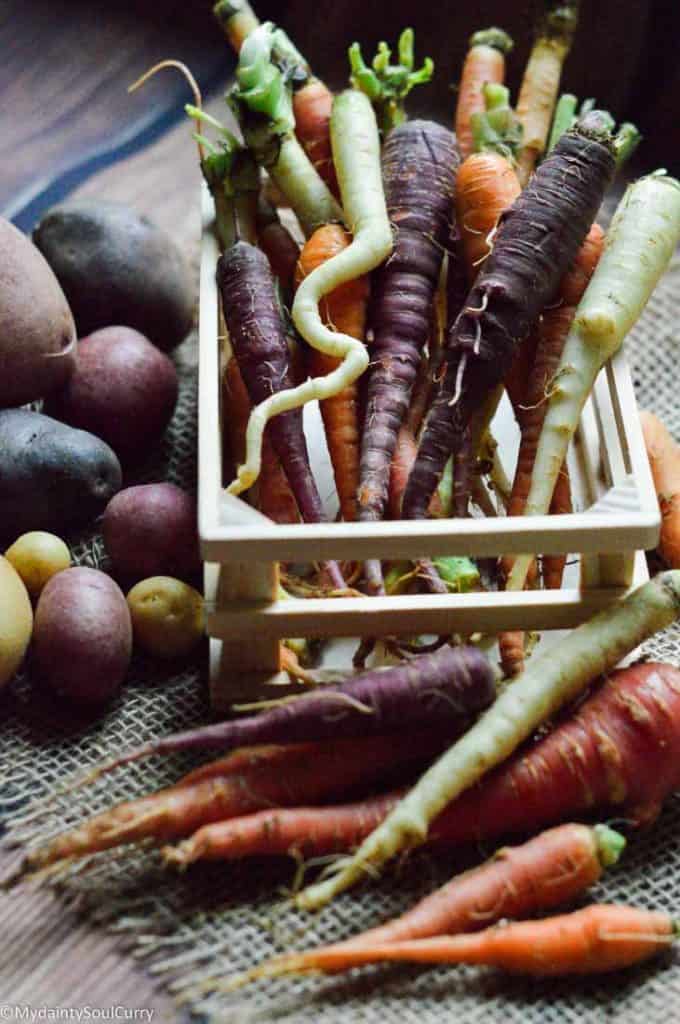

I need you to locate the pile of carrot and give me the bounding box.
[10,1,680,1004]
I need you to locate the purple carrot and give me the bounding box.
[84,645,495,777]
[402,113,617,519]
[358,121,460,534]
[217,241,344,589]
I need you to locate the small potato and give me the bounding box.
[5,532,71,598]
[44,327,178,463]
[33,567,132,704]
[127,576,204,659]
[0,555,33,690]
[102,484,200,580]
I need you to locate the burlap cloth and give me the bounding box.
[2,221,680,1023]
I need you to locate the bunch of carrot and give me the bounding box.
[12,2,680,1002]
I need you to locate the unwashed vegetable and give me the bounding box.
[33,200,193,350]
[0,410,122,540]
[127,576,204,659]
[44,327,178,463]
[640,411,680,569]
[296,571,680,908]
[228,823,624,982]
[102,484,200,581]
[217,241,345,588]
[255,196,301,293]
[33,567,132,704]
[6,729,457,880]
[77,644,494,777]
[232,89,391,497]
[455,28,513,160]
[0,216,76,408]
[358,120,459,544]
[403,113,617,521]
[499,222,605,677]
[5,532,71,599]
[234,906,676,981]
[0,556,33,691]
[295,224,368,522]
[169,661,680,869]
[508,171,680,593]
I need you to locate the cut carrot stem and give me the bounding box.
[213,0,260,53]
[516,1,580,185]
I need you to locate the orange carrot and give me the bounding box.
[455,29,514,161]
[640,411,680,569]
[163,790,402,867]
[295,224,368,521]
[455,151,521,283]
[220,823,623,980]
[499,223,604,676]
[222,357,298,524]
[293,79,339,198]
[5,730,454,884]
[515,2,579,186]
[241,906,676,982]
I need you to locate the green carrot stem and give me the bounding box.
[547,93,577,152]
[615,123,642,168]
[348,28,433,135]
[470,83,522,159]
[231,22,342,236]
[296,570,680,909]
[508,171,680,592]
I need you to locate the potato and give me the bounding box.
[5,532,71,598]
[0,216,76,407]
[102,484,200,579]
[44,327,178,462]
[33,567,132,703]
[0,410,122,541]
[127,576,204,659]
[33,200,194,351]
[0,555,33,690]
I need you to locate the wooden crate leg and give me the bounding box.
[204,561,292,711]
[580,551,636,591]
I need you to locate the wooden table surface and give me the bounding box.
[0,3,234,1019]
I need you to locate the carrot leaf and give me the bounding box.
[348,28,434,134]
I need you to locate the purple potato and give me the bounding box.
[103,483,200,580]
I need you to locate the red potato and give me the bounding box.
[102,484,200,580]
[44,327,178,463]
[32,567,132,704]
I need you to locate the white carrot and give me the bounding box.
[296,570,680,909]
[229,88,392,494]
[507,171,680,593]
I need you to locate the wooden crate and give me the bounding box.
[198,187,660,707]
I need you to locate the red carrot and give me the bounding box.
[163,790,401,867]
[295,224,368,521]
[4,730,456,883]
[403,114,616,520]
[217,241,344,587]
[455,28,514,161]
[358,120,460,533]
[640,410,680,568]
[73,645,496,777]
[240,906,676,981]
